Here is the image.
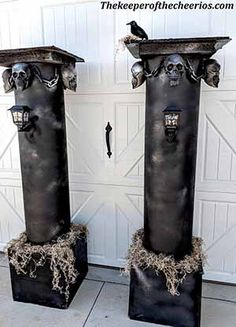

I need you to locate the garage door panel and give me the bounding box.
[197,95,236,189]
[194,192,236,282]
[70,183,143,267]
[195,93,236,252]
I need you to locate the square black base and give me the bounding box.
[129,267,202,327]
[9,237,88,309]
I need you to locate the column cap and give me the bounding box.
[125,36,231,58]
[0,45,84,67]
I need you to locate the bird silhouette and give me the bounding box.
[126,21,148,40]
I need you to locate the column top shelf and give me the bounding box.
[0,46,84,67]
[125,36,231,58]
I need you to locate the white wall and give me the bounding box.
[0,0,235,283]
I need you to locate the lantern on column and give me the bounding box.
[9,105,32,132]
[163,106,181,142]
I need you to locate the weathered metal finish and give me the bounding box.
[1,47,87,310]
[129,267,202,327]
[126,36,231,59]
[125,36,230,327]
[15,63,70,243]
[125,37,230,259]
[0,46,84,67]
[0,47,84,243]
[143,57,201,258]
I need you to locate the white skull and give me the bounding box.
[204,59,221,88]
[131,61,146,89]
[61,64,77,92]
[164,54,185,87]
[2,69,14,93]
[11,63,32,91]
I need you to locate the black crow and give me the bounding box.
[126,21,148,40]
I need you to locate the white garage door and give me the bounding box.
[0,0,235,283]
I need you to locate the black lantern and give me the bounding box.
[163,106,181,143]
[9,105,32,132]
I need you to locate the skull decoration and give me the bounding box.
[203,59,221,88]
[2,69,14,93]
[131,61,146,89]
[61,64,77,92]
[164,54,185,87]
[11,63,32,91]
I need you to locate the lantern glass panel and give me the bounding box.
[165,113,180,127]
[23,111,29,123]
[13,111,22,123]
[9,106,31,131]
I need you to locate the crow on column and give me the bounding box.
[126,21,148,40]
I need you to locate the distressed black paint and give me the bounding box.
[9,237,88,309]
[129,267,203,327]
[0,47,83,244]
[0,46,86,309]
[143,58,201,259]
[125,37,230,327]
[15,63,70,243]
[126,37,231,259]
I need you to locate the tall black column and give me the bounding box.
[127,37,230,259]
[144,59,201,259]
[126,37,231,327]
[0,47,84,243]
[1,47,88,309]
[17,63,70,243]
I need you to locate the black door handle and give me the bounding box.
[105,122,112,158]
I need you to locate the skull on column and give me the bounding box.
[131,61,146,89]
[203,59,221,88]
[2,68,14,93]
[61,64,77,92]
[11,63,32,91]
[164,54,185,87]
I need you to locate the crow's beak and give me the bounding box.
[126,22,131,25]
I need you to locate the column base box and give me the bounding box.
[129,266,202,327]
[9,236,88,309]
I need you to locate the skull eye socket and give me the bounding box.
[167,64,174,71]
[12,72,18,78]
[209,68,219,74]
[19,71,26,78]
[177,63,183,70]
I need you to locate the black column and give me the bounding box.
[143,60,201,259]
[126,36,231,327]
[0,46,84,243]
[126,37,231,259]
[15,63,70,243]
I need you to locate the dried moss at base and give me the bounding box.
[124,228,206,296]
[6,224,87,302]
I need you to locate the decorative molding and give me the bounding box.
[130,55,211,88]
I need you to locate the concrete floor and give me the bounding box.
[0,254,236,327]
